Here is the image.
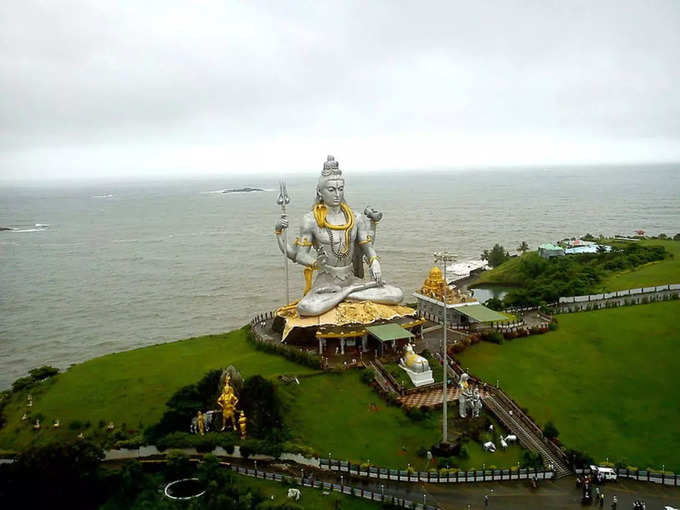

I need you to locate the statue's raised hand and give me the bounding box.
[275,214,288,233]
[364,206,383,223]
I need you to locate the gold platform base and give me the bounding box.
[276,301,416,341]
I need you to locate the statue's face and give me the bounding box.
[318,178,344,206]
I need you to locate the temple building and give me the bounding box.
[414,266,507,328]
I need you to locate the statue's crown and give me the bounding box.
[321,155,342,177]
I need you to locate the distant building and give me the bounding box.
[564,245,611,255]
[538,243,565,258]
[444,260,489,283]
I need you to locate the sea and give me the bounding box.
[1,164,679,388]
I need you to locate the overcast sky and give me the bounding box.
[1,0,679,181]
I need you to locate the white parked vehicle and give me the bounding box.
[589,465,617,481]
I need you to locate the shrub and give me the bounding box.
[11,376,34,393]
[68,420,83,430]
[548,322,558,331]
[194,437,217,453]
[482,331,504,344]
[456,444,469,460]
[406,407,427,422]
[360,368,375,384]
[542,421,559,440]
[239,375,285,440]
[115,434,144,449]
[521,450,543,469]
[164,450,193,481]
[28,366,59,381]
[246,328,320,369]
[565,449,594,469]
[416,445,428,458]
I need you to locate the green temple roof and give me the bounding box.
[366,323,415,342]
[454,304,507,323]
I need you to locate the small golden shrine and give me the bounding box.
[419,266,475,305]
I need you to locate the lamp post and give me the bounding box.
[434,250,456,446]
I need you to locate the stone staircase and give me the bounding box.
[483,393,571,477]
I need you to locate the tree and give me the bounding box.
[674,233,680,241]
[481,244,511,267]
[2,440,105,509]
[520,450,543,469]
[517,241,529,255]
[543,421,559,440]
[240,375,284,440]
[483,297,504,311]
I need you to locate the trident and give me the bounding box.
[277,180,291,304]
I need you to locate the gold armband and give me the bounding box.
[274,229,283,235]
[358,235,373,245]
[295,237,313,247]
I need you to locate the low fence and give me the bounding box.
[557,284,680,313]
[250,310,275,327]
[320,458,554,484]
[230,464,440,510]
[576,467,680,487]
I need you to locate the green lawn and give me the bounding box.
[455,300,680,471]
[602,239,680,291]
[0,328,317,450]
[279,371,521,470]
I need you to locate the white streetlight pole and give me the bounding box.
[434,251,456,445]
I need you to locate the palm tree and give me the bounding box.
[517,241,529,255]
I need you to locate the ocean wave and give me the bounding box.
[35,223,50,228]
[12,228,47,233]
[93,194,113,198]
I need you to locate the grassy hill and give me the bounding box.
[0,328,317,451]
[1,328,521,470]
[474,239,679,291]
[455,300,680,471]
[602,239,680,290]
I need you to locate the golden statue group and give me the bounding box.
[193,375,247,440]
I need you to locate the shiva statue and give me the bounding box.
[275,155,403,316]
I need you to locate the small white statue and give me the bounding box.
[400,344,430,373]
[287,488,301,501]
[398,344,434,387]
[472,387,482,418]
[483,441,496,452]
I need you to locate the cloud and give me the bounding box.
[1,0,679,180]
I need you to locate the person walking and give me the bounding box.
[611,494,617,509]
[484,494,489,506]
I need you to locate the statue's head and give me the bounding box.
[317,155,344,206]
